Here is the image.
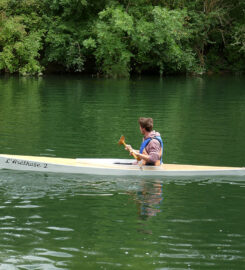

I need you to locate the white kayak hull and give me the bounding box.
[0,154,244,176]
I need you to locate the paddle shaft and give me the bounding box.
[121,141,140,161]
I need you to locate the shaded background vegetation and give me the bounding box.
[0,0,244,77]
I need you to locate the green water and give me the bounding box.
[0,75,245,269]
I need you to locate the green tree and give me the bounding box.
[0,0,244,76]
[88,6,134,77]
[0,13,43,75]
[131,6,197,75]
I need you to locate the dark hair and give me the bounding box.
[138,117,153,132]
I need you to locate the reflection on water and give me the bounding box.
[0,171,245,269]
[131,180,163,220]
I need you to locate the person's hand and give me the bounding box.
[130,149,141,160]
[130,149,138,156]
[125,144,133,152]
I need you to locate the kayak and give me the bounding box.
[0,154,244,176]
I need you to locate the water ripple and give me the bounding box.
[0,170,244,269]
[46,227,74,232]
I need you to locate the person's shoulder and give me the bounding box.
[149,130,161,138]
[149,137,161,146]
[154,131,161,137]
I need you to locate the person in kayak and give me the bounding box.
[126,117,163,166]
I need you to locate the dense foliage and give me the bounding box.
[0,0,244,77]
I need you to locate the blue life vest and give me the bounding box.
[139,136,164,164]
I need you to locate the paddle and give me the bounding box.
[118,135,141,161]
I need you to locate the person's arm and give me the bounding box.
[136,140,161,164]
[126,142,160,163]
[125,145,143,163]
[131,150,150,163]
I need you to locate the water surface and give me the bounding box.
[0,75,245,269]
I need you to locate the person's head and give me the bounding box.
[138,117,153,133]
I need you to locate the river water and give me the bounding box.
[0,75,244,269]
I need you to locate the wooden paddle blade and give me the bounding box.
[118,135,125,145]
